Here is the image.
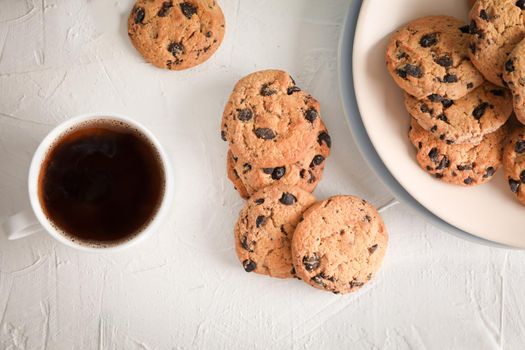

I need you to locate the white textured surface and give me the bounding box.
[0,1,524,349]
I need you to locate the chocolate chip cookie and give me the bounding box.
[291,196,388,294]
[503,38,525,125]
[503,127,525,205]
[227,150,249,199]
[386,16,484,100]
[233,123,331,196]
[468,0,525,86]
[234,185,316,279]
[128,0,225,70]
[221,70,322,168]
[405,82,512,145]
[409,118,507,186]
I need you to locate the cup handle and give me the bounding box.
[2,209,44,240]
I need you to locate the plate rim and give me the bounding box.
[337,0,516,249]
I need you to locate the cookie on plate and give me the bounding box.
[128,0,225,70]
[221,70,322,168]
[503,38,525,125]
[227,151,249,199]
[468,0,525,86]
[291,195,388,294]
[386,16,484,100]
[234,123,331,196]
[234,185,316,279]
[405,82,512,145]
[409,118,507,186]
[503,127,525,205]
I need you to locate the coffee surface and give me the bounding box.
[39,121,165,245]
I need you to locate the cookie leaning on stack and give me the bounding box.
[222,70,331,198]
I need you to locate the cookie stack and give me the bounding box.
[386,13,517,190]
[221,70,331,199]
[222,70,389,294]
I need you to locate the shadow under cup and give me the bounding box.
[35,118,167,248]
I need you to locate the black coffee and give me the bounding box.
[38,120,165,245]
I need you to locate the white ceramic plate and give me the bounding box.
[353,0,525,248]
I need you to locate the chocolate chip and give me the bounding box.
[420,33,438,47]
[134,7,145,24]
[441,99,454,108]
[428,148,439,163]
[437,113,449,123]
[428,94,443,102]
[436,55,453,68]
[287,86,301,95]
[521,170,525,183]
[469,20,484,39]
[311,273,326,285]
[435,173,444,179]
[489,90,504,98]
[305,108,318,123]
[457,164,473,171]
[437,156,450,170]
[260,83,277,96]
[262,168,274,174]
[446,140,454,145]
[242,163,252,173]
[397,51,408,59]
[469,43,477,54]
[431,125,438,133]
[365,215,371,222]
[180,2,197,19]
[221,130,227,141]
[168,42,184,57]
[459,25,470,34]
[350,280,364,289]
[255,215,266,228]
[420,103,430,113]
[271,167,286,180]
[368,244,378,254]
[464,177,474,185]
[467,82,474,89]
[510,178,521,193]
[397,64,423,79]
[516,140,525,153]
[443,74,458,83]
[310,155,325,168]
[439,134,446,141]
[480,9,490,21]
[158,1,173,16]
[505,59,515,73]
[255,198,264,205]
[472,102,489,119]
[418,142,422,149]
[237,108,252,122]
[205,31,212,37]
[303,253,321,272]
[484,167,496,178]
[516,0,525,10]
[241,236,254,252]
[279,192,297,205]
[254,128,276,140]
[243,259,256,272]
[317,132,332,148]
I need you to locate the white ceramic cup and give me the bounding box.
[1,113,173,252]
